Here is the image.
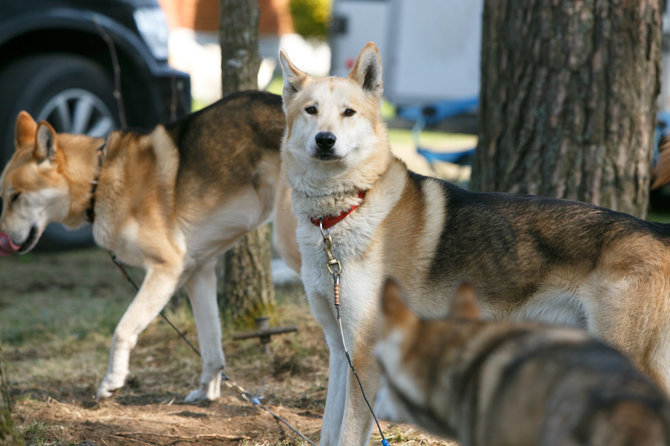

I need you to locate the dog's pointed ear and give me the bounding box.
[449,282,481,320]
[34,121,58,163]
[15,111,37,150]
[279,49,309,103]
[348,42,383,96]
[381,277,417,328]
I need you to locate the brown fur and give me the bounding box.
[376,279,670,445]
[0,91,301,402]
[279,42,670,446]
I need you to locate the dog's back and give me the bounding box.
[165,90,285,208]
[85,90,287,264]
[376,280,670,446]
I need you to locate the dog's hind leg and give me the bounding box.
[97,262,183,399]
[183,259,225,402]
[584,275,670,394]
[648,325,670,394]
[592,319,670,394]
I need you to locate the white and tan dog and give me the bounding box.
[279,42,670,445]
[0,91,300,401]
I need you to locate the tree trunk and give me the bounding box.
[219,0,261,94]
[220,226,276,327]
[218,0,276,327]
[0,358,22,446]
[471,0,662,219]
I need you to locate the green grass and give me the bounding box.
[20,421,52,446]
[648,209,670,223]
[387,127,476,149]
[266,76,283,95]
[0,250,134,347]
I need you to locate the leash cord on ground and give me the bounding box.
[221,372,317,446]
[106,251,317,445]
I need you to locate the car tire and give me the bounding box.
[0,53,120,250]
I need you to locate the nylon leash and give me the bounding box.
[106,251,316,445]
[318,223,390,446]
[107,251,201,356]
[220,371,317,446]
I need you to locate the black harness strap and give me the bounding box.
[86,142,106,224]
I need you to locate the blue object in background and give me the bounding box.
[399,97,478,167]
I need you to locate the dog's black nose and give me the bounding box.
[315,132,337,151]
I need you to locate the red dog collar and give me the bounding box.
[310,190,367,230]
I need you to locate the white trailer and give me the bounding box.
[330,0,483,107]
[331,0,670,116]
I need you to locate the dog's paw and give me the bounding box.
[184,389,209,403]
[185,380,221,402]
[97,373,126,399]
[97,381,121,399]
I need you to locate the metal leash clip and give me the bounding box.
[319,222,342,277]
[319,222,342,307]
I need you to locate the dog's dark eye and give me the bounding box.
[343,108,356,117]
[10,192,20,204]
[305,106,318,115]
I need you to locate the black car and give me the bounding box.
[0,0,191,248]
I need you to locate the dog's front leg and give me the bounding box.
[320,349,349,445]
[320,327,380,446]
[97,263,182,398]
[183,259,225,402]
[337,343,380,446]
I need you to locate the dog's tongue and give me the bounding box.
[0,232,20,256]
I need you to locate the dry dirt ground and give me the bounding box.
[0,248,453,446]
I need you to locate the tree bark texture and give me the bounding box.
[219,225,276,327]
[220,0,261,94]
[0,358,22,446]
[218,0,276,327]
[471,0,662,219]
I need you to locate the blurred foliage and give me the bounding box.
[289,0,332,39]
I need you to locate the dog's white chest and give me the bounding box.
[92,219,145,268]
[298,221,382,329]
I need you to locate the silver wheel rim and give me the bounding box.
[37,88,115,137]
